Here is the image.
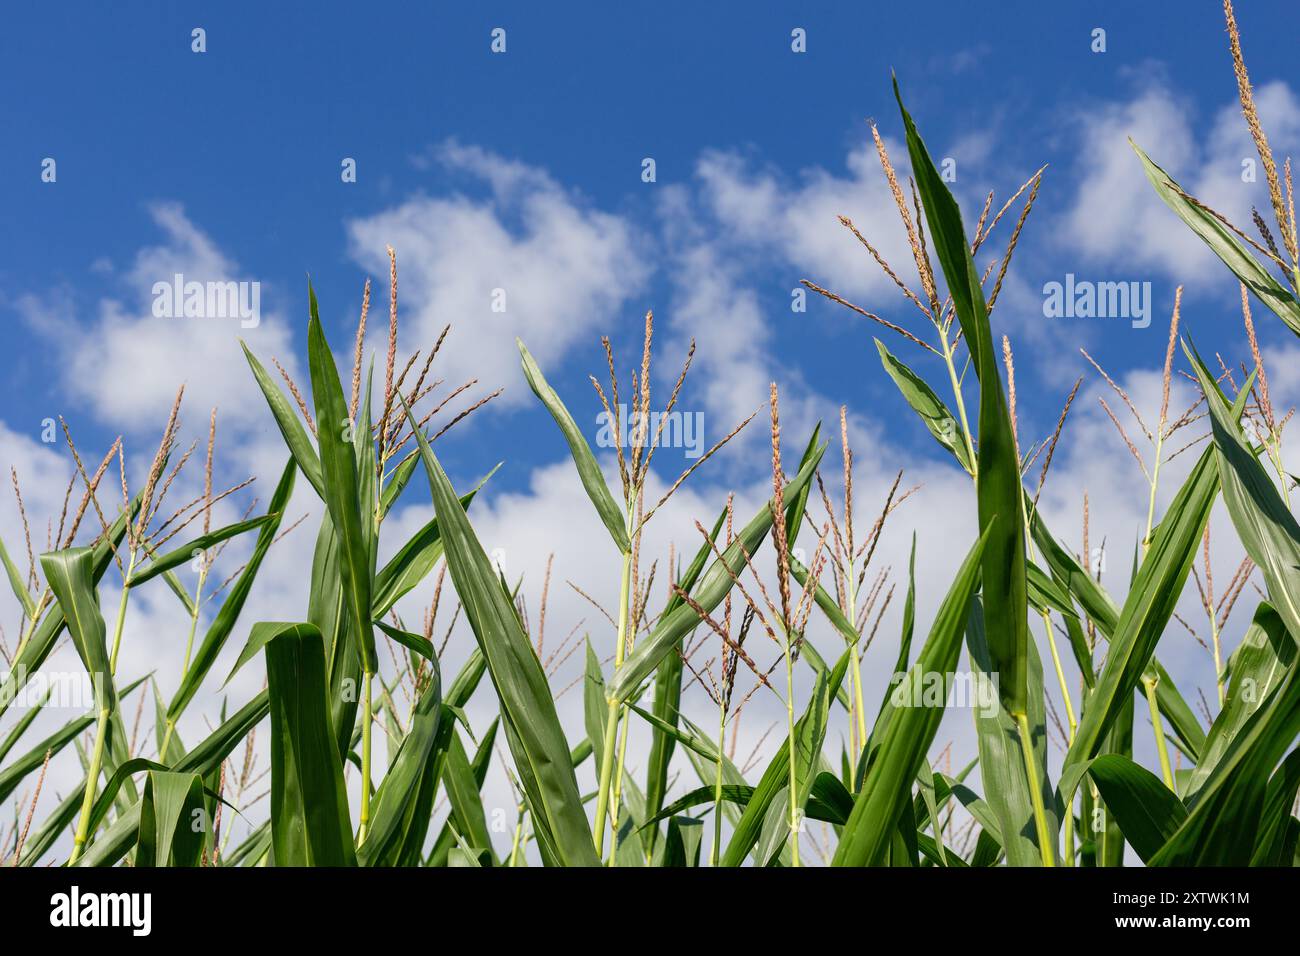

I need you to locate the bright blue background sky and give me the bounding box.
[3,0,1298,495]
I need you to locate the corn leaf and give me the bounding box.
[896,80,1030,715]
[1133,142,1300,336]
[518,338,629,554]
[404,399,598,866]
[264,622,356,866]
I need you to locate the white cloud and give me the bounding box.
[20,203,302,444]
[346,142,651,410]
[1061,77,1300,293]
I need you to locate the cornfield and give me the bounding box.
[3,0,1300,874]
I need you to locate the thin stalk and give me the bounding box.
[783,630,800,867]
[1143,677,1175,789]
[159,561,211,759]
[107,551,138,675]
[358,668,374,842]
[508,803,526,866]
[69,550,136,865]
[1210,621,1224,707]
[712,703,726,866]
[1039,609,1076,736]
[607,706,632,866]
[843,556,867,782]
[1063,791,1076,868]
[593,542,633,859]
[180,565,209,677]
[1143,437,1164,551]
[68,702,110,865]
[849,643,867,782]
[1014,711,1054,866]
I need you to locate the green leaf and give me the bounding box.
[240,340,325,497]
[517,338,629,554]
[1185,338,1300,646]
[358,660,446,867]
[404,399,598,866]
[1250,746,1300,866]
[0,502,132,725]
[875,338,973,473]
[441,727,496,866]
[76,689,271,867]
[128,515,275,587]
[1150,666,1300,866]
[1059,429,1239,801]
[0,710,94,804]
[1133,141,1300,336]
[39,547,115,714]
[718,655,843,867]
[307,287,377,674]
[136,770,207,867]
[966,598,1059,867]
[0,534,35,619]
[1086,754,1187,864]
[896,80,1030,715]
[663,816,704,867]
[1186,602,1293,798]
[1030,508,1205,760]
[264,622,357,866]
[374,619,437,663]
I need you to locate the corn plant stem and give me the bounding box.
[593,543,633,859]
[69,550,136,865]
[1039,609,1076,735]
[1014,711,1054,866]
[1063,791,1076,868]
[1210,616,1224,707]
[608,707,632,866]
[1143,438,1164,552]
[180,565,209,678]
[68,701,110,865]
[107,550,138,676]
[157,565,212,758]
[508,803,526,866]
[783,632,800,867]
[849,644,867,775]
[358,668,374,843]
[844,557,867,781]
[1143,677,1175,789]
[712,703,726,867]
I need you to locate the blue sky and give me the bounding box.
[4,0,1300,796]
[7,0,1298,490]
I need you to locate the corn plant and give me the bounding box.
[2,0,1300,868]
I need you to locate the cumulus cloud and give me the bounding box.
[346,142,651,409]
[1060,76,1300,294]
[19,203,302,443]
